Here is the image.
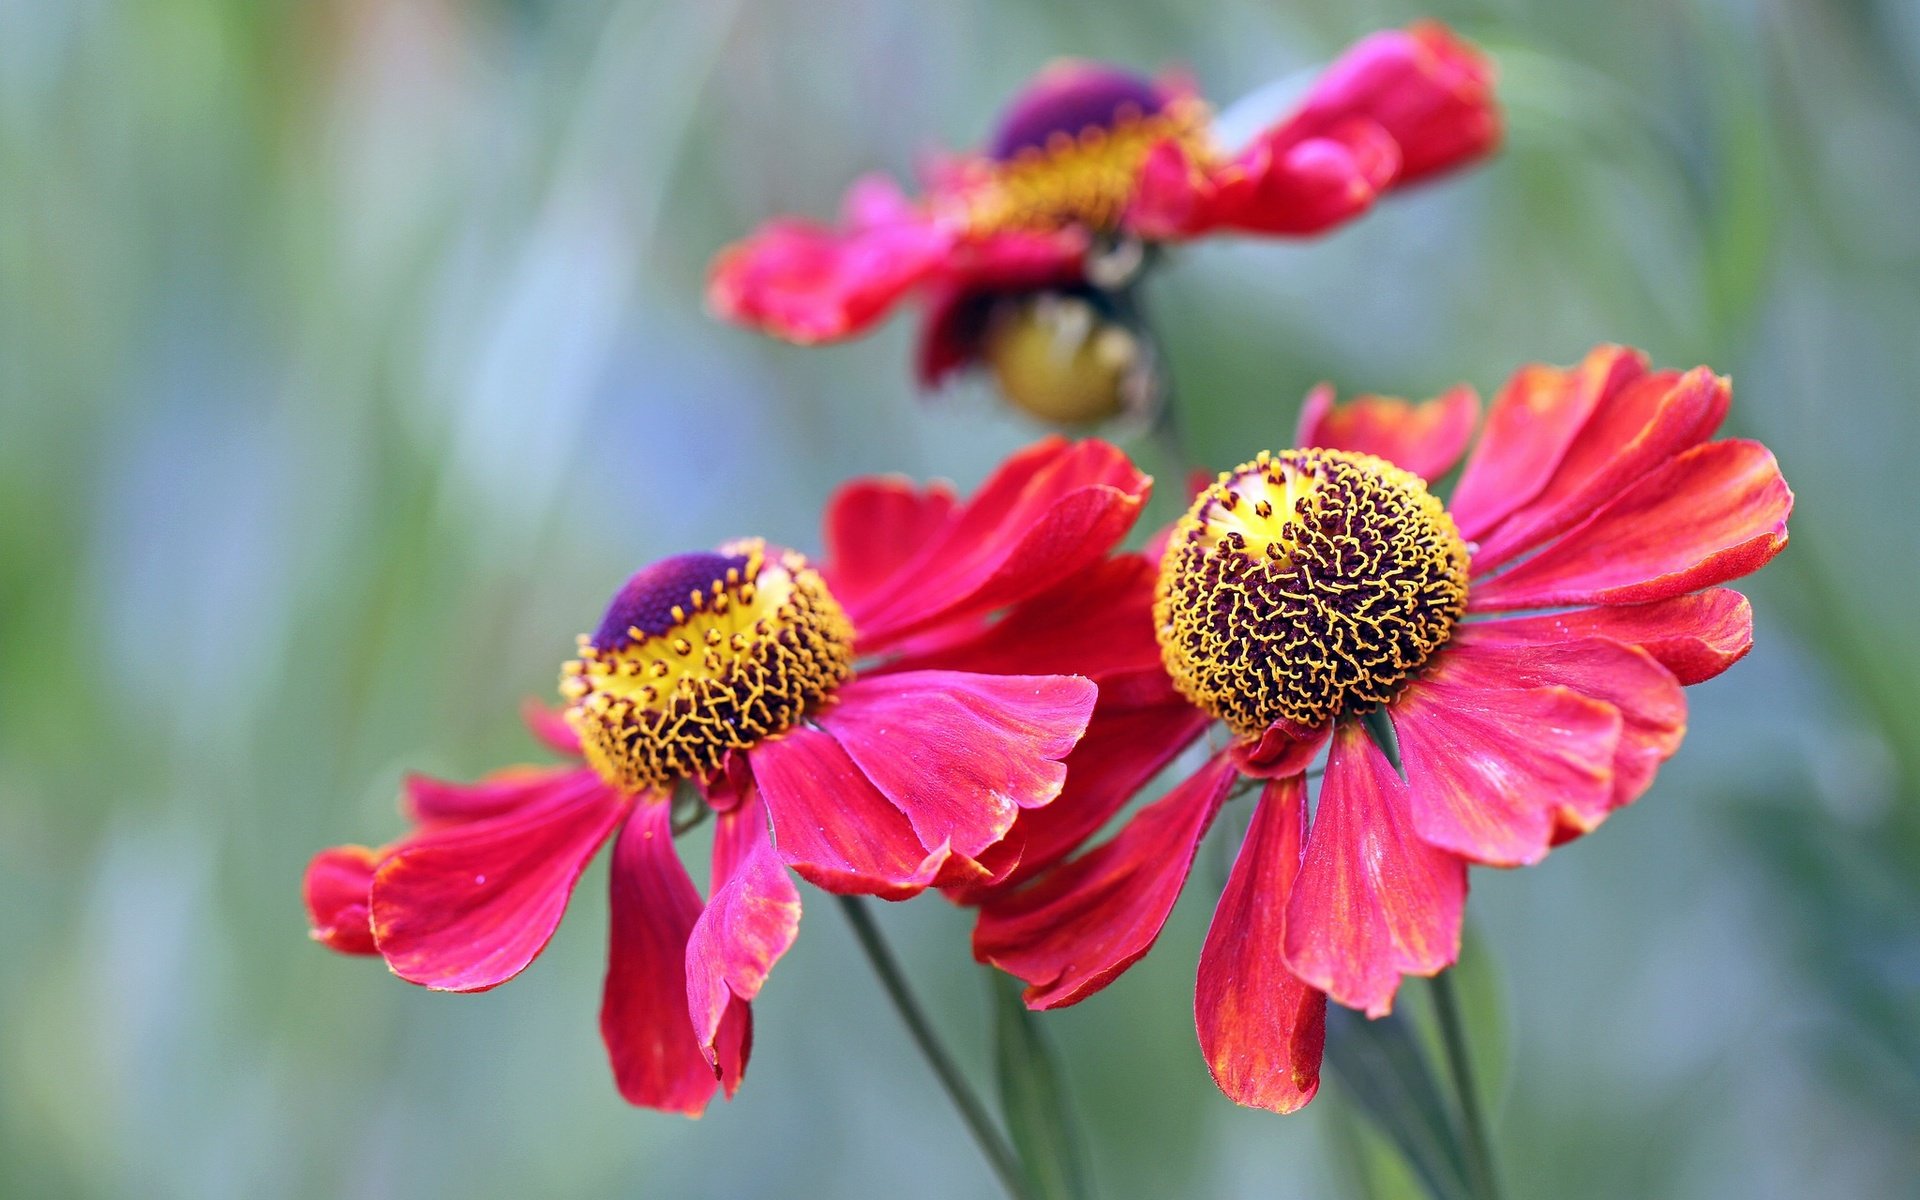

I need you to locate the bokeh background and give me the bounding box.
[5,0,1919,1196]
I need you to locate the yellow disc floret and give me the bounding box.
[1154,450,1470,738]
[561,540,855,793]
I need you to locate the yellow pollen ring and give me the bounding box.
[956,96,1213,235]
[560,540,855,794]
[1154,449,1470,738]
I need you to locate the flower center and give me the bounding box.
[561,540,855,793]
[960,63,1210,235]
[1154,450,1469,738]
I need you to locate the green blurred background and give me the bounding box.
[4,0,1919,1196]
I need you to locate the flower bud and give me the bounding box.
[980,292,1158,427]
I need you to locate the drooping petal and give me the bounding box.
[955,671,1212,899]
[1294,383,1480,483]
[819,670,1095,860]
[748,725,945,899]
[304,844,382,955]
[370,771,630,991]
[1229,717,1331,779]
[1461,589,1753,685]
[913,235,1092,389]
[973,754,1238,1009]
[1446,633,1687,816]
[819,475,958,611]
[1390,664,1620,867]
[601,802,727,1116]
[707,192,957,344]
[1448,346,1647,541]
[402,763,583,829]
[1467,440,1792,611]
[1285,724,1466,1017]
[1471,366,1729,570]
[686,788,800,1089]
[844,438,1152,650]
[1195,777,1327,1112]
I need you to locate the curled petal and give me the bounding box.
[974,754,1238,1009]
[686,788,799,1089]
[819,670,1095,861]
[304,845,382,955]
[1230,717,1330,779]
[1196,777,1327,1112]
[845,438,1152,650]
[602,802,731,1115]
[1449,346,1648,541]
[1132,118,1398,239]
[1285,725,1465,1017]
[1294,384,1480,483]
[749,725,946,898]
[1462,590,1753,686]
[1391,669,1620,867]
[371,769,628,991]
[1467,439,1792,611]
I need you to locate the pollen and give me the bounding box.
[1154,450,1470,738]
[959,68,1211,235]
[560,540,855,794]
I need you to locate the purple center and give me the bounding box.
[591,551,750,650]
[989,62,1167,161]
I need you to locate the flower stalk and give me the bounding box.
[1430,970,1502,1200]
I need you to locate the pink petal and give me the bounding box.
[686,788,801,1084]
[843,438,1151,651]
[601,802,729,1115]
[820,476,959,613]
[973,754,1238,1009]
[520,698,581,756]
[1131,120,1398,239]
[1472,366,1729,570]
[819,670,1096,860]
[1195,777,1327,1112]
[1462,589,1753,685]
[304,844,382,956]
[1390,662,1621,867]
[1448,632,1687,817]
[748,725,946,898]
[401,763,584,829]
[1285,724,1466,1017]
[370,771,629,991]
[1294,383,1480,483]
[954,671,1212,899]
[1449,346,1647,541]
[1467,439,1792,611]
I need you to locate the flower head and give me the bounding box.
[708,24,1500,419]
[971,346,1792,1113]
[304,439,1151,1112]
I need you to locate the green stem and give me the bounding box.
[1430,970,1502,1200]
[837,896,1033,1200]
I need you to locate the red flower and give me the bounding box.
[304,438,1153,1114]
[708,24,1499,398]
[971,346,1792,1113]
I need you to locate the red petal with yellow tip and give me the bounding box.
[748,725,946,899]
[685,788,798,1090]
[1449,346,1647,541]
[1461,589,1753,686]
[1196,777,1327,1112]
[973,753,1237,1009]
[303,844,382,956]
[1467,439,1792,611]
[1471,366,1729,571]
[601,802,731,1116]
[1284,724,1465,1017]
[845,438,1151,650]
[1294,383,1479,483]
[370,771,629,991]
[819,670,1096,860]
[1390,669,1621,867]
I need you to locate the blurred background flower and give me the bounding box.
[2,0,1917,1197]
